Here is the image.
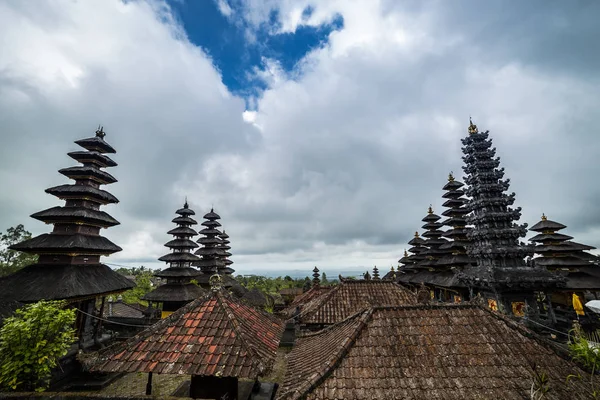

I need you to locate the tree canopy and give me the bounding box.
[0,300,76,392]
[0,225,38,277]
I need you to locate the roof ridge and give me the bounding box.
[281,308,374,400]
[80,291,213,369]
[296,283,341,321]
[216,291,268,376]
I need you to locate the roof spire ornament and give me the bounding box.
[448,171,455,182]
[209,273,223,292]
[95,125,106,139]
[414,231,420,238]
[468,117,478,135]
[428,205,434,214]
[184,196,188,208]
[541,213,547,221]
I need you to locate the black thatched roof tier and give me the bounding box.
[194,258,224,268]
[195,247,227,257]
[407,233,426,246]
[171,216,197,225]
[421,212,441,223]
[158,252,200,263]
[442,189,465,199]
[164,238,198,249]
[530,232,574,242]
[154,267,202,278]
[197,236,222,245]
[31,206,120,227]
[68,151,117,168]
[198,227,221,235]
[142,283,206,302]
[0,263,134,302]
[166,226,198,236]
[201,220,221,228]
[530,218,567,232]
[45,184,119,204]
[442,176,464,190]
[203,209,221,220]
[59,166,117,185]
[534,242,596,252]
[10,233,122,254]
[533,256,593,268]
[421,222,444,230]
[75,135,116,154]
[175,202,195,216]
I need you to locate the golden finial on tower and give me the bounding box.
[468,117,478,135]
[448,171,455,182]
[428,204,433,214]
[414,231,419,238]
[404,249,408,257]
[541,213,547,221]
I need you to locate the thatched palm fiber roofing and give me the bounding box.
[298,280,416,325]
[0,264,134,302]
[83,289,284,378]
[142,282,206,302]
[279,304,595,400]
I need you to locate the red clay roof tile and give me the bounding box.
[83,289,283,379]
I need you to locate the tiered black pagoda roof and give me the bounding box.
[437,173,476,269]
[143,202,205,305]
[459,119,558,289]
[418,206,449,268]
[372,266,380,280]
[0,127,133,302]
[217,230,235,275]
[193,208,227,287]
[529,215,599,289]
[312,266,321,286]
[400,232,428,271]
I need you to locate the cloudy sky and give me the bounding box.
[1,0,599,276]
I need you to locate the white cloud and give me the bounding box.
[216,0,233,17]
[0,0,255,267]
[1,0,599,276]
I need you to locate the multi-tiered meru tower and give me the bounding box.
[143,202,205,318]
[459,119,560,313]
[529,215,599,293]
[218,230,235,275]
[194,208,227,289]
[0,127,134,344]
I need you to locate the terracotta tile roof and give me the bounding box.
[83,289,284,379]
[299,280,417,325]
[281,285,332,318]
[279,304,594,400]
[291,286,332,307]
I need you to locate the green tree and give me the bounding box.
[0,225,38,277]
[321,272,328,285]
[121,271,153,305]
[0,300,76,392]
